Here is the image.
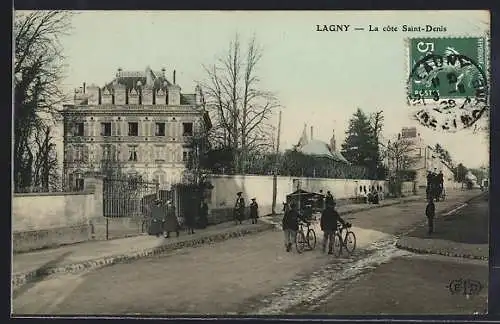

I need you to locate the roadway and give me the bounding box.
[12,190,486,315]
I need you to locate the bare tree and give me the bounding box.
[14,11,72,191]
[384,138,418,174]
[200,34,280,173]
[32,125,60,191]
[383,138,419,196]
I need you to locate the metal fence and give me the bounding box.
[99,177,160,240]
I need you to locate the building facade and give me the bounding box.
[62,67,211,190]
[387,127,455,188]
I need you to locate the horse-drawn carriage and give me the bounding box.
[284,189,325,220]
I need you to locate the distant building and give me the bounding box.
[387,126,455,188]
[294,124,349,164]
[62,66,211,191]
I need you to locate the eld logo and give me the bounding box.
[448,278,483,296]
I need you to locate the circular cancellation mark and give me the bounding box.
[407,53,489,132]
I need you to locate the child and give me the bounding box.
[425,198,435,234]
[250,198,259,224]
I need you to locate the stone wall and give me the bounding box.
[204,175,416,224]
[12,177,103,253]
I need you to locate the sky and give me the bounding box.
[21,10,490,169]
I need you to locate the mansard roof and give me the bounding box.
[103,68,176,91]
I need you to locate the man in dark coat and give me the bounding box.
[184,198,196,235]
[163,200,179,238]
[149,199,165,237]
[234,192,245,224]
[325,191,335,207]
[282,202,307,252]
[320,201,347,254]
[425,197,435,234]
[249,198,259,224]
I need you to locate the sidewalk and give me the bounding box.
[11,193,424,293]
[12,221,273,292]
[396,190,488,260]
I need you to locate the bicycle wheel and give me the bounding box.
[306,228,316,250]
[344,231,356,254]
[296,231,307,254]
[333,233,342,257]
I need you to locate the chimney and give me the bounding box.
[173,70,176,84]
[310,126,313,140]
[83,82,86,94]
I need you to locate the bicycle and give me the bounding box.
[332,222,356,257]
[296,221,317,253]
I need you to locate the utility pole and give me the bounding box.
[272,110,282,215]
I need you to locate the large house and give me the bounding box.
[62,66,211,191]
[387,126,455,188]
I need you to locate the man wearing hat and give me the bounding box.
[234,192,245,225]
[249,198,259,224]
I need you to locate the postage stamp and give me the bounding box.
[407,37,489,132]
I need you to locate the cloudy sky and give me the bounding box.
[34,10,490,169]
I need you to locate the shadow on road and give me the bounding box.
[406,193,488,245]
[13,251,73,299]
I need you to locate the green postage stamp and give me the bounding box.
[407,37,489,132]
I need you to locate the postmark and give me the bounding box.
[407,37,489,132]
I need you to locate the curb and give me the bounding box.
[12,223,274,293]
[394,241,488,261]
[395,192,487,260]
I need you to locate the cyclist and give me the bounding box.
[320,200,348,254]
[282,202,308,252]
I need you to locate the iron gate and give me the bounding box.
[99,177,160,240]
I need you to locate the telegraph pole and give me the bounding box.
[272,110,282,215]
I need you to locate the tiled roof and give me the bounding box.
[181,94,196,105]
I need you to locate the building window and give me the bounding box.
[74,146,83,162]
[155,123,166,136]
[75,178,84,191]
[128,122,139,136]
[102,145,112,161]
[72,122,84,136]
[128,146,138,161]
[183,122,193,136]
[155,146,164,162]
[182,151,192,162]
[101,122,111,136]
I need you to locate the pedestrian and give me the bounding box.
[425,197,435,235]
[163,200,180,238]
[198,200,209,229]
[184,198,196,235]
[282,202,305,252]
[234,191,245,225]
[320,203,336,254]
[250,198,259,224]
[149,199,165,237]
[325,190,334,207]
[320,201,348,254]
